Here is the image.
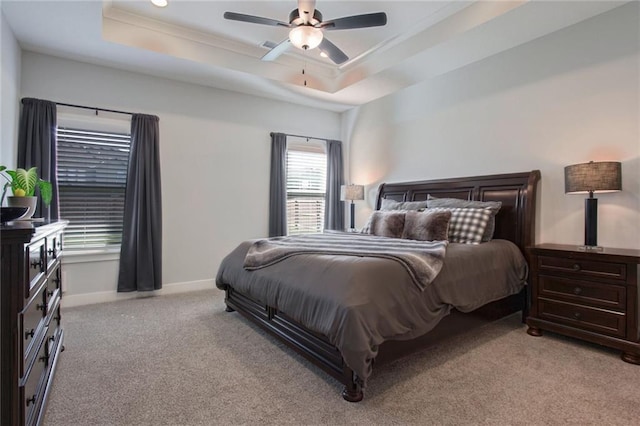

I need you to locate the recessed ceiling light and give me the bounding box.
[151,0,168,8]
[320,52,328,58]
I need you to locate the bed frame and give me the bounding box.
[223,170,540,402]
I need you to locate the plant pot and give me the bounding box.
[7,196,37,220]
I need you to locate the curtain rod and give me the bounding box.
[54,101,135,116]
[271,132,328,142]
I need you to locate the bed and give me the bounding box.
[216,170,540,402]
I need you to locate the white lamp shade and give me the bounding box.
[340,184,364,201]
[289,26,323,50]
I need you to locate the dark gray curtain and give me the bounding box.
[268,132,287,237]
[17,98,59,220]
[117,114,162,292]
[324,139,345,231]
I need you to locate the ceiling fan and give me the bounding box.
[224,0,387,65]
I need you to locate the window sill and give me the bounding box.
[62,249,121,264]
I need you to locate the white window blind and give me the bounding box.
[57,127,130,250]
[286,145,327,235]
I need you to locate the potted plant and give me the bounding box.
[0,166,52,219]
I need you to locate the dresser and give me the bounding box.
[1,220,68,426]
[526,243,640,364]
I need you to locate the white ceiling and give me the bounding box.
[2,0,628,112]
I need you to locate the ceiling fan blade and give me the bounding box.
[223,12,290,28]
[297,0,317,25]
[319,12,387,30]
[261,39,292,62]
[319,38,349,65]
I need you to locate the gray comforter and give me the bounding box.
[216,236,527,384]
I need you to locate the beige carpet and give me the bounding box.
[44,289,640,425]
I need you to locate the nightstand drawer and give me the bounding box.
[538,298,626,338]
[539,276,626,310]
[538,256,626,281]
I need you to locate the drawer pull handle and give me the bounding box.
[573,287,583,295]
[26,395,36,406]
[47,289,54,297]
[37,303,46,312]
[47,248,55,255]
[30,259,43,270]
[39,354,49,364]
[572,263,581,271]
[25,329,35,339]
[49,335,56,343]
[573,312,582,320]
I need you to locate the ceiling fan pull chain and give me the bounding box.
[303,60,307,86]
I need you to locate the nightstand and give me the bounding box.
[526,244,640,364]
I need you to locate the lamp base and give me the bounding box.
[584,197,598,247]
[577,245,604,252]
[350,201,356,231]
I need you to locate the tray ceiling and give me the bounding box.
[2,1,628,112]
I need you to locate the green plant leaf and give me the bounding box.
[14,167,38,195]
[37,180,53,206]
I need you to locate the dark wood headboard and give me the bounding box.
[376,171,541,257]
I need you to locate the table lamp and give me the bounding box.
[340,184,364,231]
[564,161,622,249]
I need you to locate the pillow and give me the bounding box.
[380,198,428,211]
[361,198,428,233]
[427,196,502,241]
[369,211,406,239]
[428,207,491,244]
[401,210,452,242]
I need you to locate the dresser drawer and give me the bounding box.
[46,267,62,311]
[19,283,47,378]
[538,276,626,310]
[25,239,46,299]
[46,232,63,270]
[22,334,49,426]
[538,298,626,338]
[44,318,61,361]
[538,256,626,281]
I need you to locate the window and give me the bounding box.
[56,126,130,250]
[286,140,327,235]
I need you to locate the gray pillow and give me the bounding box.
[369,211,406,239]
[402,210,451,242]
[380,198,428,211]
[426,196,502,242]
[361,198,428,233]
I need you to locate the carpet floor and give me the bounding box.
[44,289,640,425]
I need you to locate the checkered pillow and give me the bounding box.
[428,207,491,244]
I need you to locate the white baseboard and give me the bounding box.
[60,279,215,308]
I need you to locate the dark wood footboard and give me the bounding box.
[224,286,364,401]
[225,285,525,402]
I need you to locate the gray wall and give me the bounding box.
[17,52,342,306]
[0,10,20,168]
[344,3,639,249]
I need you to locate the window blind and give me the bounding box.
[57,127,131,249]
[286,148,327,235]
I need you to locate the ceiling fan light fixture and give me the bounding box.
[151,0,168,8]
[289,26,323,50]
